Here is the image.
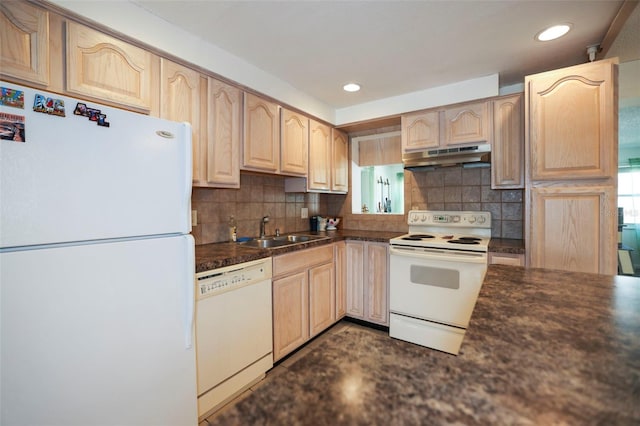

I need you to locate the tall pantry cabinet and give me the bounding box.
[525,58,618,275]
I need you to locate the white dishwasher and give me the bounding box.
[195,257,273,419]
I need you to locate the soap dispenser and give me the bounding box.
[228,216,237,242]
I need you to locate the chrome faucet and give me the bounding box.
[260,216,270,238]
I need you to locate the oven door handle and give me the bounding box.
[389,246,487,264]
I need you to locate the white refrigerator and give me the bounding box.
[0,82,198,425]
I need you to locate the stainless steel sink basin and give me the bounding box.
[241,234,327,249]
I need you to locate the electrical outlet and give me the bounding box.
[191,210,197,227]
[301,207,308,219]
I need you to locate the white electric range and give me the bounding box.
[388,210,491,355]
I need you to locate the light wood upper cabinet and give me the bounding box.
[159,59,202,183]
[308,119,332,191]
[492,94,524,189]
[401,110,439,152]
[527,60,616,181]
[0,1,50,86]
[66,21,155,112]
[280,108,308,176]
[243,92,279,172]
[442,100,490,146]
[358,134,402,166]
[529,185,616,274]
[331,128,349,193]
[525,58,618,276]
[205,78,241,188]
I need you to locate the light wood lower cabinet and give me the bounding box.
[334,241,347,319]
[272,244,336,361]
[488,252,525,266]
[308,262,335,336]
[528,185,616,274]
[346,241,389,326]
[272,271,309,360]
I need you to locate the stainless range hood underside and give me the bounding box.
[403,144,491,169]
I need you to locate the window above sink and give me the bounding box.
[351,131,404,215]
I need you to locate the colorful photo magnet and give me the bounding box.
[74,102,109,127]
[33,94,66,117]
[0,87,25,109]
[0,112,26,142]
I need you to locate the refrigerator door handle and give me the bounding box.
[184,235,196,349]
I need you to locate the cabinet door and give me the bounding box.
[345,241,365,319]
[243,93,279,172]
[365,242,389,326]
[331,128,349,193]
[401,110,439,152]
[442,101,490,146]
[66,22,154,112]
[159,59,202,184]
[529,185,617,275]
[206,78,241,188]
[492,94,524,189]
[527,59,616,181]
[280,108,308,176]
[0,1,50,86]
[308,119,332,191]
[334,242,347,319]
[272,271,309,361]
[308,262,335,338]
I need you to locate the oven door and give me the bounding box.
[389,245,487,328]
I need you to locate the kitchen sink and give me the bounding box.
[242,234,328,249]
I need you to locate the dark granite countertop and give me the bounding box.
[195,229,402,272]
[460,264,640,423]
[488,237,525,254]
[206,264,639,425]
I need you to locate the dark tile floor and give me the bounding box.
[199,321,389,425]
[200,321,451,426]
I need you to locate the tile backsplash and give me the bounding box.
[191,173,327,245]
[406,166,523,239]
[192,166,523,245]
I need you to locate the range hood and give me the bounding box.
[403,144,491,169]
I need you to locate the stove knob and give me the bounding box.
[421,214,427,222]
[477,216,486,224]
[452,215,460,223]
[468,216,477,224]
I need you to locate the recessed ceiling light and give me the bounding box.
[343,83,361,92]
[535,24,572,41]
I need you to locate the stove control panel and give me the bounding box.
[408,210,491,228]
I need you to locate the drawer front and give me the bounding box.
[273,244,333,277]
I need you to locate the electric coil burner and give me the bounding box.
[388,210,492,355]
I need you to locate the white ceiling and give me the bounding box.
[131,0,632,110]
